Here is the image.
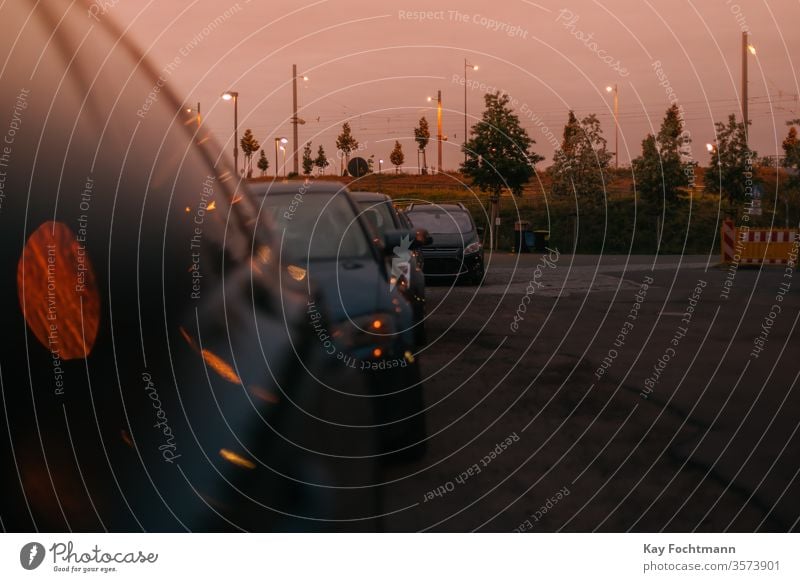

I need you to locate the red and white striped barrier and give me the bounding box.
[720,221,799,265]
[720,219,736,263]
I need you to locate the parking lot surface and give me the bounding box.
[378,253,800,532]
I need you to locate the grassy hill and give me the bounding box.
[248,167,798,254]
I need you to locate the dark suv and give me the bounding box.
[405,203,485,284]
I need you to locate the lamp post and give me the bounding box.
[222,91,239,175]
[280,145,287,177]
[605,85,619,168]
[379,159,383,174]
[742,33,756,144]
[427,90,443,173]
[291,65,309,175]
[274,137,288,178]
[185,101,201,127]
[464,60,478,165]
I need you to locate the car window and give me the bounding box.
[357,201,396,234]
[407,210,473,234]
[261,193,372,261]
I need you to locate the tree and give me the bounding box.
[704,114,756,206]
[335,122,359,175]
[314,145,330,175]
[460,91,543,197]
[390,141,405,173]
[550,110,612,201]
[256,148,269,176]
[414,116,430,174]
[302,142,314,175]
[782,123,800,181]
[781,122,800,224]
[632,105,694,203]
[239,129,260,178]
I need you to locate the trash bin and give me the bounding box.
[513,220,531,253]
[533,230,550,252]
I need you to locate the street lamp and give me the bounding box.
[379,159,383,174]
[427,90,443,173]
[274,137,288,178]
[185,101,201,128]
[606,84,619,168]
[464,60,478,165]
[291,65,309,175]
[706,143,715,153]
[222,91,239,175]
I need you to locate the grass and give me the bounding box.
[249,168,799,254]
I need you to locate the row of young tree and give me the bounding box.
[458,91,774,207]
[242,91,800,207]
[239,121,408,177]
[238,128,332,177]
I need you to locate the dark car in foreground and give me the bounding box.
[0,0,380,532]
[350,191,429,345]
[254,182,427,457]
[406,203,486,284]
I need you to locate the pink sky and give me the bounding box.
[109,0,800,173]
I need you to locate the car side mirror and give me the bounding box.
[382,229,409,255]
[414,228,433,247]
[383,228,431,254]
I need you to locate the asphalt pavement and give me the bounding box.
[377,252,800,532]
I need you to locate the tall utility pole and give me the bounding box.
[464,61,478,166]
[613,86,618,168]
[292,64,299,175]
[742,31,749,143]
[606,84,619,168]
[437,90,443,174]
[222,91,239,176]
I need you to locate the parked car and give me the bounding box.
[405,203,486,284]
[0,0,380,532]
[350,191,430,345]
[253,183,428,457]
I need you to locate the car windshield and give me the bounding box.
[357,200,396,234]
[260,193,372,261]
[407,210,473,234]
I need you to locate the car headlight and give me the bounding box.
[389,260,410,290]
[464,241,482,255]
[389,274,409,291]
[331,313,395,351]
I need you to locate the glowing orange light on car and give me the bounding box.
[201,349,241,384]
[219,449,255,469]
[17,221,101,360]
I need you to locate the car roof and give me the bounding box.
[251,180,349,196]
[349,191,391,203]
[407,203,467,212]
